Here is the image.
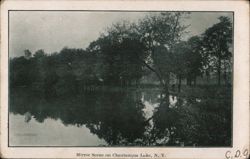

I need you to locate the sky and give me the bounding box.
[9,11,233,57]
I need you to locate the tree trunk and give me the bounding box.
[224,73,227,85]
[165,72,170,94]
[178,75,181,93]
[194,76,197,86]
[218,57,221,86]
[186,77,189,86]
[140,60,168,90]
[206,74,209,84]
[187,77,191,86]
[224,59,228,85]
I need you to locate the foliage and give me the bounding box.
[202,16,232,85]
[10,87,231,146]
[9,14,232,95]
[137,12,189,88]
[9,12,233,147]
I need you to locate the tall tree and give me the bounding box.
[32,49,47,84]
[24,49,32,59]
[137,12,188,92]
[186,36,203,86]
[87,21,147,86]
[202,16,232,85]
[171,41,191,91]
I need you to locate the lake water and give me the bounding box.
[9,87,232,146]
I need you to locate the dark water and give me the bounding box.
[9,87,232,147]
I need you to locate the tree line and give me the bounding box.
[10,12,232,95]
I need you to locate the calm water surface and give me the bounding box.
[9,88,231,146]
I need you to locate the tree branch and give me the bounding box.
[140,60,165,86]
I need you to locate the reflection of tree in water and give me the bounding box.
[10,89,148,145]
[149,90,231,146]
[10,88,231,146]
[84,91,148,145]
[148,94,199,146]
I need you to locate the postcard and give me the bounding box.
[1,0,249,158]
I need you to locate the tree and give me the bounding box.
[9,56,33,87]
[186,36,203,86]
[202,16,232,85]
[171,41,191,91]
[32,49,47,85]
[24,49,32,59]
[137,12,188,93]
[43,55,59,98]
[87,21,147,86]
[33,49,46,58]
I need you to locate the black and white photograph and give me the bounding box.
[1,1,249,159]
[8,11,233,147]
